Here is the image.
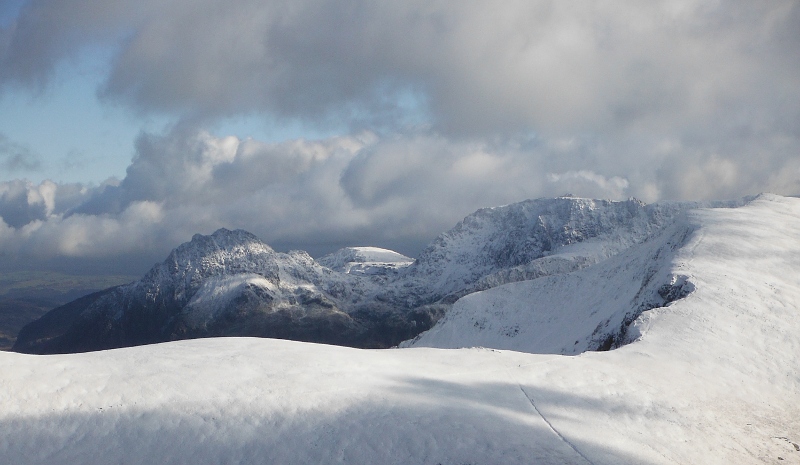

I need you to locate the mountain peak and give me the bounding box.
[128,228,279,302]
[318,246,413,275]
[174,228,273,259]
[187,228,266,246]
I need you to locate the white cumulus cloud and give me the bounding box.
[1,1,799,273]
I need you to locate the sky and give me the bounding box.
[0,0,799,275]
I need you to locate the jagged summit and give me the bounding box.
[190,228,266,247]
[405,197,656,299]
[136,228,281,304]
[170,228,274,258]
[13,227,363,353]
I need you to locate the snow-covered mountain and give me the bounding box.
[2,194,799,464]
[402,214,696,353]
[317,246,413,275]
[13,229,368,352]
[13,196,744,354]
[401,196,744,303]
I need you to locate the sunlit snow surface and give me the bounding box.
[2,195,800,464]
[318,246,413,275]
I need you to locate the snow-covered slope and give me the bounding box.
[402,215,696,353]
[399,196,741,303]
[318,246,413,275]
[2,194,799,464]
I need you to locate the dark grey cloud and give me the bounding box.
[0,179,48,228]
[0,0,144,91]
[2,1,798,134]
[0,178,89,228]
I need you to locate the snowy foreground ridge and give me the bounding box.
[2,194,800,464]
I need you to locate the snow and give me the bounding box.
[318,246,413,275]
[400,196,736,301]
[2,194,800,464]
[14,196,742,354]
[401,215,696,354]
[182,273,278,328]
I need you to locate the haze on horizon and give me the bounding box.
[0,1,798,275]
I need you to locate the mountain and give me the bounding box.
[13,196,744,354]
[13,230,361,352]
[2,195,799,464]
[317,246,413,275]
[402,212,696,353]
[378,196,742,309]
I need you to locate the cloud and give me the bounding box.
[547,171,629,200]
[2,1,798,136]
[1,2,799,273]
[0,128,589,272]
[0,179,86,228]
[1,125,798,274]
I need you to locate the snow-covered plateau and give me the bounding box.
[2,194,799,464]
[317,246,414,275]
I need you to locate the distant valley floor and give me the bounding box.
[0,272,135,350]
